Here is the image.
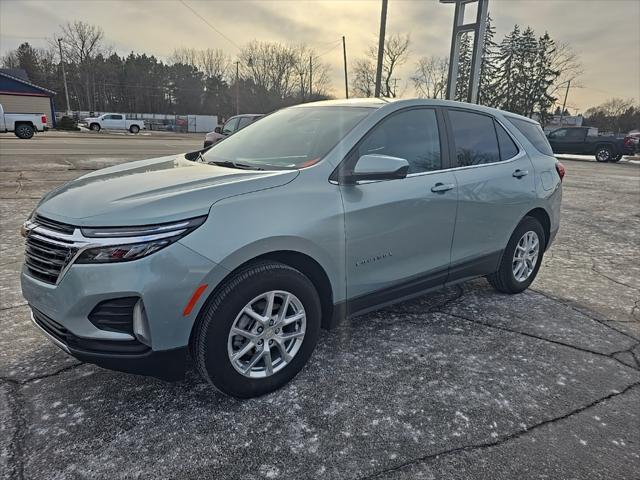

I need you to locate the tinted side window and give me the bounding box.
[495,121,519,160]
[237,117,253,129]
[223,117,239,134]
[112,114,123,120]
[550,129,567,138]
[357,108,441,174]
[449,110,500,166]
[508,117,554,156]
[566,129,585,138]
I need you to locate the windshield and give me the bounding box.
[202,106,373,169]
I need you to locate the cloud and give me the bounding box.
[1,0,638,110]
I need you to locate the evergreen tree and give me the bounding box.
[494,25,521,111]
[454,32,472,101]
[478,14,499,106]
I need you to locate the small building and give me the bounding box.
[0,69,56,127]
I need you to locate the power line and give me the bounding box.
[178,0,242,51]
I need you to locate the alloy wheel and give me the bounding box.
[227,290,306,379]
[512,231,540,282]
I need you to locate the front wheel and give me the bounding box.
[191,261,321,398]
[488,216,545,294]
[595,146,612,162]
[90,123,101,132]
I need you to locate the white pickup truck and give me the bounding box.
[83,113,145,134]
[0,103,47,139]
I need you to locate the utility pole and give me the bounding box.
[558,80,571,127]
[309,55,313,99]
[342,36,349,98]
[57,38,71,115]
[374,0,388,97]
[235,61,240,115]
[300,72,305,101]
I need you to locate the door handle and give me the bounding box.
[431,182,455,193]
[512,169,529,178]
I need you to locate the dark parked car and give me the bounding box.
[546,126,634,162]
[204,114,264,147]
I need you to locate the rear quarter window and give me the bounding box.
[508,117,554,157]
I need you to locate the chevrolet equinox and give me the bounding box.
[21,99,563,398]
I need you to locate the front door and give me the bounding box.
[341,108,457,312]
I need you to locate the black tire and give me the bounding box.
[129,125,140,134]
[595,145,612,162]
[487,216,546,294]
[14,123,34,139]
[90,123,101,132]
[610,154,623,163]
[191,260,321,398]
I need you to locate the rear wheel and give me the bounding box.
[191,261,321,398]
[595,146,612,162]
[129,125,140,134]
[610,153,623,162]
[488,216,545,294]
[14,123,34,139]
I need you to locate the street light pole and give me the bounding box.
[309,55,313,99]
[558,80,571,127]
[374,0,388,97]
[57,38,71,115]
[235,61,240,115]
[342,36,349,99]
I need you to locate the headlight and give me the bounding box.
[75,216,206,264]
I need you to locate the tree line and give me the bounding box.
[1,21,332,119]
[2,19,637,130]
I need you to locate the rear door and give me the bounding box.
[563,128,587,153]
[341,107,458,310]
[445,108,535,281]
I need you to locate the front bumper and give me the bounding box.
[21,240,229,380]
[31,307,187,380]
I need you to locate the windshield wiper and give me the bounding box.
[207,159,264,171]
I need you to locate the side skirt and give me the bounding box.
[327,250,502,328]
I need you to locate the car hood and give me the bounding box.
[36,155,298,226]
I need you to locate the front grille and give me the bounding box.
[32,307,149,355]
[24,215,78,284]
[24,234,77,284]
[89,297,138,335]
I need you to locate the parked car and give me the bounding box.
[204,114,263,147]
[83,113,145,134]
[0,103,47,139]
[22,99,563,398]
[546,126,634,162]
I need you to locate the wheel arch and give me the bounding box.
[524,207,551,248]
[192,249,336,341]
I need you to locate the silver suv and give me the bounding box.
[21,99,563,398]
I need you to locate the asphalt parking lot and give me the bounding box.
[1,132,639,479]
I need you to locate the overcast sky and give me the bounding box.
[1,0,638,113]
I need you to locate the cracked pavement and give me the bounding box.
[1,132,639,479]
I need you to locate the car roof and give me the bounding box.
[293,98,541,124]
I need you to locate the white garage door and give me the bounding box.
[0,94,53,127]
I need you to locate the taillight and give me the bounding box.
[555,162,565,182]
[623,136,632,147]
[41,115,47,124]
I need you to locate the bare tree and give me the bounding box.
[351,58,376,97]
[412,55,448,99]
[548,42,583,99]
[53,21,106,110]
[351,33,410,98]
[171,47,230,79]
[239,41,331,100]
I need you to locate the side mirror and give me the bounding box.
[341,154,409,184]
[214,126,222,134]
